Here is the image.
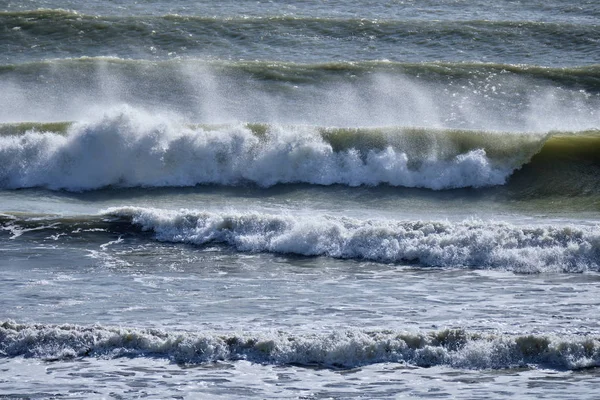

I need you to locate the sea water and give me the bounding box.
[1,1,600,398]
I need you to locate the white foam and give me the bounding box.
[0,106,513,191]
[0,222,60,239]
[1,321,598,370]
[104,207,600,273]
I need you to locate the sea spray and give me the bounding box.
[2,59,599,130]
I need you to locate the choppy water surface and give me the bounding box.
[0,0,599,398]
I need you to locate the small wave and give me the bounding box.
[1,321,599,370]
[104,207,600,273]
[2,209,598,272]
[2,58,600,91]
[1,11,598,66]
[2,9,597,32]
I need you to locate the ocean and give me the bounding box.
[1,1,599,398]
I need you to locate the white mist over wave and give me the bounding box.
[105,207,600,273]
[2,321,599,370]
[0,107,513,190]
[1,59,599,133]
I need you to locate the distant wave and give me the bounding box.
[2,9,597,32]
[2,321,599,370]
[2,58,600,91]
[1,209,598,272]
[1,10,598,65]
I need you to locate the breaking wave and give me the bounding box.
[1,321,599,370]
[0,108,599,193]
[101,207,600,273]
[0,110,530,191]
[4,207,597,273]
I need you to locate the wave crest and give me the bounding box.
[2,321,599,370]
[104,207,600,272]
[0,108,523,191]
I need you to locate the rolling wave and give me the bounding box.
[1,208,598,272]
[1,321,599,370]
[0,111,541,191]
[105,207,600,273]
[2,58,600,90]
[1,10,598,64]
[0,108,598,193]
